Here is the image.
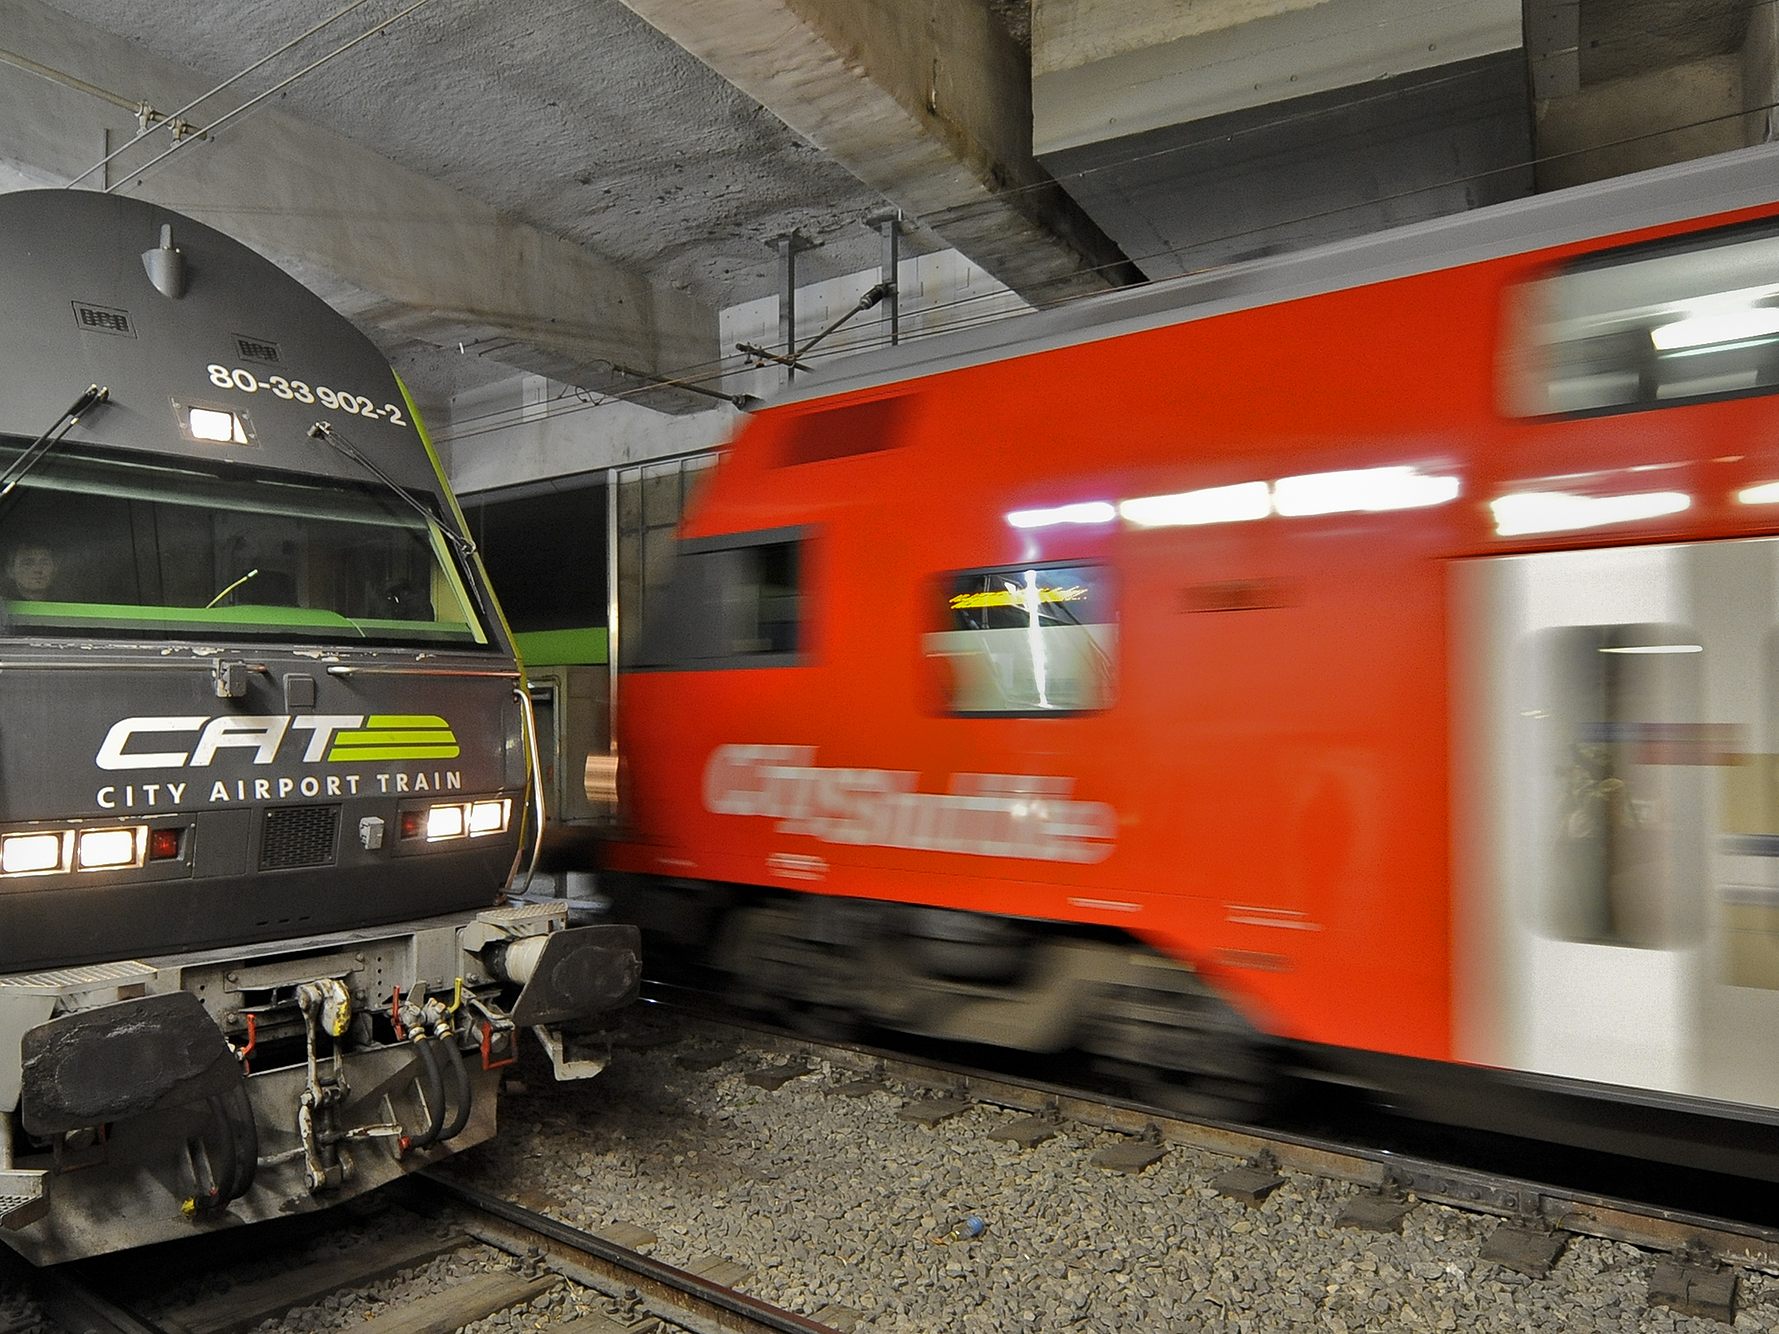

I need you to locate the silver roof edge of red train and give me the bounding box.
[770,141,1779,409]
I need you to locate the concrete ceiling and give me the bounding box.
[3,0,1772,441]
[39,0,905,304]
[5,0,1132,422]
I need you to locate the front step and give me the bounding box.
[0,1169,47,1231]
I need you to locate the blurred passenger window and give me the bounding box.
[1544,624,1703,948]
[927,564,1114,714]
[1507,219,1779,416]
[630,531,803,668]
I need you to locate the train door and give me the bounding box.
[1457,539,1779,1110]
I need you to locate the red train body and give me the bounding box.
[606,145,1779,1156]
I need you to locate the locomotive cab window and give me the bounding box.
[1508,218,1779,416]
[630,530,804,669]
[0,440,488,647]
[928,564,1114,714]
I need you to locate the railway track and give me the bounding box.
[21,1177,843,1334]
[12,1001,1774,1330]
[609,998,1778,1326]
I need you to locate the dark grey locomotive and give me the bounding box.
[0,190,638,1263]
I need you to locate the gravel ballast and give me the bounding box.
[442,1018,1779,1332]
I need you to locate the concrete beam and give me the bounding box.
[0,0,719,414]
[1032,0,1522,154]
[614,0,1139,305]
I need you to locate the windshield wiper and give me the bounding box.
[306,421,476,559]
[0,385,109,509]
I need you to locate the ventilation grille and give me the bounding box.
[72,302,134,337]
[235,335,282,364]
[261,805,340,870]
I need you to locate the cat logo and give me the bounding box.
[95,714,459,770]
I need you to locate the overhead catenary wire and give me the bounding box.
[431,89,1779,447]
[102,0,442,196]
[78,0,1705,442]
[65,0,381,191]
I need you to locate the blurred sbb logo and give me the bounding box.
[96,714,460,770]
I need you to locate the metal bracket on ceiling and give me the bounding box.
[769,231,817,384]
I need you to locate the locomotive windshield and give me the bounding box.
[0,439,489,647]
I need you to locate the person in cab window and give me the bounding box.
[3,543,57,600]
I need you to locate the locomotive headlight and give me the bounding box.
[76,827,145,870]
[425,804,466,840]
[188,408,237,441]
[403,799,512,843]
[468,799,510,835]
[1,832,64,875]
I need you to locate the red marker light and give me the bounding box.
[398,810,426,840]
[148,828,182,861]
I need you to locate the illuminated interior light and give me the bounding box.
[76,827,142,870]
[1490,489,1691,537]
[1118,481,1270,528]
[1599,644,1704,654]
[1737,481,1779,505]
[1651,306,1779,351]
[1,832,63,875]
[1006,501,1116,530]
[188,407,245,443]
[468,799,510,835]
[1273,466,1461,517]
[951,585,1088,611]
[1023,570,1049,708]
[425,804,466,840]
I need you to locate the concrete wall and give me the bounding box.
[1744,1,1779,146]
[441,378,738,497]
[1534,55,1750,192]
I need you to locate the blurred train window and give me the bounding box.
[776,393,909,466]
[0,440,487,647]
[927,564,1114,714]
[1508,218,1779,416]
[628,531,802,669]
[1544,623,1702,947]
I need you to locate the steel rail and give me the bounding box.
[415,1172,843,1334]
[27,1265,170,1334]
[649,993,1779,1275]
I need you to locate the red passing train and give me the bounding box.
[605,143,1779,1168]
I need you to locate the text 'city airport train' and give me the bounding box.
[0,190,639,1264]
[605,141,1779,1173]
